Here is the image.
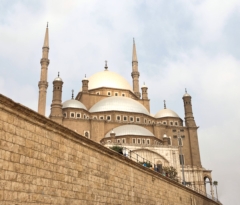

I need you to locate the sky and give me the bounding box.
[0,0,240,204]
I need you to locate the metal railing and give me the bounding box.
[105,141,178,148]
[108,145,222,204]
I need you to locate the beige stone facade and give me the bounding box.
[0,94,220,204]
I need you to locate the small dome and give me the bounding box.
[54,76,63,82]
[82,70,132,91]
[155,108,179,118]
[62,99,87,110]
[183,93,191,97]
[89,96,150,115]
[105,125,154,138]
[163,134,168,138]
[111,130,115,134]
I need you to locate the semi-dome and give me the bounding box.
[84,70,132,91]
[62,99,87,110]
[89,96,150,115]
[155,109,179,118]
[105,125,154,138]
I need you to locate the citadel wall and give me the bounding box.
[0,94,220,205]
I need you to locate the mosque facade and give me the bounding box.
[38,26,214,196]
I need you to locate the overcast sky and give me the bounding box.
[1,0,240,204]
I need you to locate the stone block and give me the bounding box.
[0,130,6,141]
[3,122,15,134]
[10,153,20,163]
[0,190,3,201]
[5,132,13,143]
[13,135,26,146]
[14,163,27,174]
[3,190,17,201]
[17,192,30,202]
[0,180,11,190]
[0,110,8,122]
[4,171,17,181]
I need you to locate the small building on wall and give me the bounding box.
[37,25,214,197]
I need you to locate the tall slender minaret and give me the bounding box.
[131,38,141,98]
[182,89,201,167]
[183,89,196,127]
[38,23,49,115]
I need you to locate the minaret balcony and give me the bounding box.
[131,71,140,77]
[40,58,50,65]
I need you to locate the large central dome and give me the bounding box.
[85,70,132,91]
[89,96,150,115]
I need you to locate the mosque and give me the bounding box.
[37,25,214,196]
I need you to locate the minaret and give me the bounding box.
[49,73,63,124]
[182,89,196,127]
[182,89,201,167]
[141,82,148,100]
[82,74,89,93]
[38,23,50,115]
[131,38,141,98]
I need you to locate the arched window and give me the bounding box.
[203,176,213,197]
[167,137,172,145]
[179,154,184,165]
[84,131,90,139]
[178,137,183,146]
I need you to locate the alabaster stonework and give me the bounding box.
[31,25,218,200]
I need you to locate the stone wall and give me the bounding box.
[0,94,220,205]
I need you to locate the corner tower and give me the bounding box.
[183,89,196,127]
[131,38,141,98]
[38,23,50,115]
[49,73,63,124]
[182,89,202,167]
[141,83,148,100]
[82,74,89,93]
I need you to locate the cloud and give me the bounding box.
[182,0,240,42]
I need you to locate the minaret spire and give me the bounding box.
[72,89,74,99]
[43,22,49,48]
[132,38,138,62]
[164,100,166,109]
[104,60,108,70]
[38,23,50,115]
[131,38,141,98]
